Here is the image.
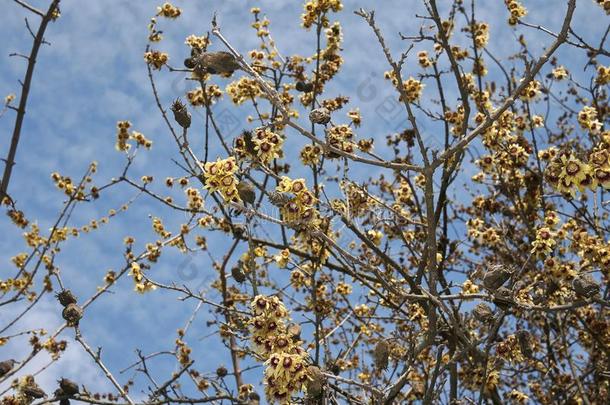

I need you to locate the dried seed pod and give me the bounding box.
[216,366,228,378]
[22,384,46,399]
[248,391,261,405]
[62,303,83,326]
[60,399,71,405]
[305,365,325,399]
[231,265,246,283]
[482,264,513,290]
[515,330,533,358]
[309,108,331,125]
[373,339,390,370]
[237,181,256,206]
[59,378,79,396]
[0,359,16,377]
[268,191,292,207]
[295,81,314,92]
[170,99,191,129]
[199,51,240,75]
[493,287,513,310]
[56,289,77,307]
[472,303,494,322]
[572,273,600,298]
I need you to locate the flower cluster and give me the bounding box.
[226,77,262,105]
[597,64,610,84]
[115,121,152,151]
[248,127,285,164]
[325,124,355,157]
[276,177,318,226]
[249,295,310,403]
[186,86,223,106]
[518,79,540,100]
[578,106,602,134]
[299,144,323,166]
[185,187,204,211]
[384,71,424,103]
[531,227,557,258]
[203,157,240,202]
[552,66,569,80]
[418,51,432,68]
[144,50,168,70]
[156,2,181,18]
[504,0,528,25]
[301,0,343,29]
[469,22,490,49]
[185,35,209,50]
[129,262,156,294]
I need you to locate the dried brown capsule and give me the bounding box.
[59,378,79,396]
[216,366,228,378]
[170,99,191,129]
[62,303,83,326]
[231,265,246,283]
[237,181,256,206]
[373,339,390,370]
[472,302,494,322]
[309,108,331,125]
[295,81,314,92]
[199,51,240,75]
[56,289,77,307]
[305,365,325,399]
[515,330,533,358]
[572,273,600,298]
[0,359,16,377]
[482,264,513,290]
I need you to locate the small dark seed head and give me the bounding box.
[216,366,228,378]
[62,303,83,326]
[56,290,78,307]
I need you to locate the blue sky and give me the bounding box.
[0,0,606,401]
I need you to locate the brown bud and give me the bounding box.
[59,378,79,396]
[171,99,191,129]
[216,366,228,378]
[373,339,390,370]
[305,366,325,399]
[482,264,513,290]
[56,289,77,307]
[572,274,600,298]
[309,108,331,125]
[62,303,83,326]
[295,81,314,92]
[472,303,494,322]
[231,266,246,283]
